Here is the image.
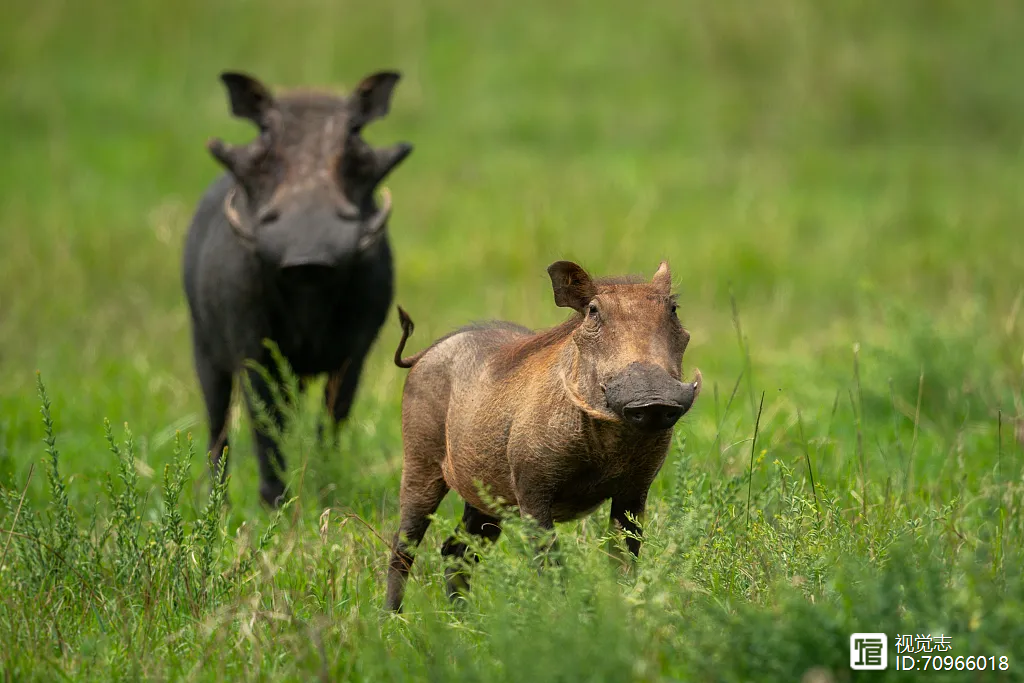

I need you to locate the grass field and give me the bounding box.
[3,0,1024,680]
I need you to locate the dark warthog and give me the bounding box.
[384,260,702,611]
[183,70,413,506]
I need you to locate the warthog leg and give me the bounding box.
[440,503,503,601]
[194,334,233,488]
[610,493,648,561]
[511,466,561,569]
[384,475,448,612]
[243,364,289,507]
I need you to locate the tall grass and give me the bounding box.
[4,352,1023,681]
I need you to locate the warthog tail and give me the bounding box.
[394,306,426,369]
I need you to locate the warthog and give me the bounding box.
[384,260,702,610]
[183,70,413,506]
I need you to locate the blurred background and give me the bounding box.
[1,0,1023,510]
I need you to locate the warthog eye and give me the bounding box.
[258,207,280,225]
[586,303,599,320]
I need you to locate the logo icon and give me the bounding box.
[850,633,888,670]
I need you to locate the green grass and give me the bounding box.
[2,0,1024,680]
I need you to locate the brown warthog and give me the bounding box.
[384,260,702,611]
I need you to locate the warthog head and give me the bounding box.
[548,260,701,432]
[207,70,413,285]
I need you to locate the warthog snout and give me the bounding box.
[604,362,702,431]
[252,190,392,275]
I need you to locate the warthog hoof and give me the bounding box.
[444,564,472,603]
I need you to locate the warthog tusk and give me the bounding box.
[223,186,256,245]
[358,187,392,251]
[690,368,703,400]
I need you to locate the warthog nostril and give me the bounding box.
[621,403,685,432]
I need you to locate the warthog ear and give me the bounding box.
[350,70,402,131]
[219,72,275,129]
[547,261,597,312]
[652,261,672,294]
